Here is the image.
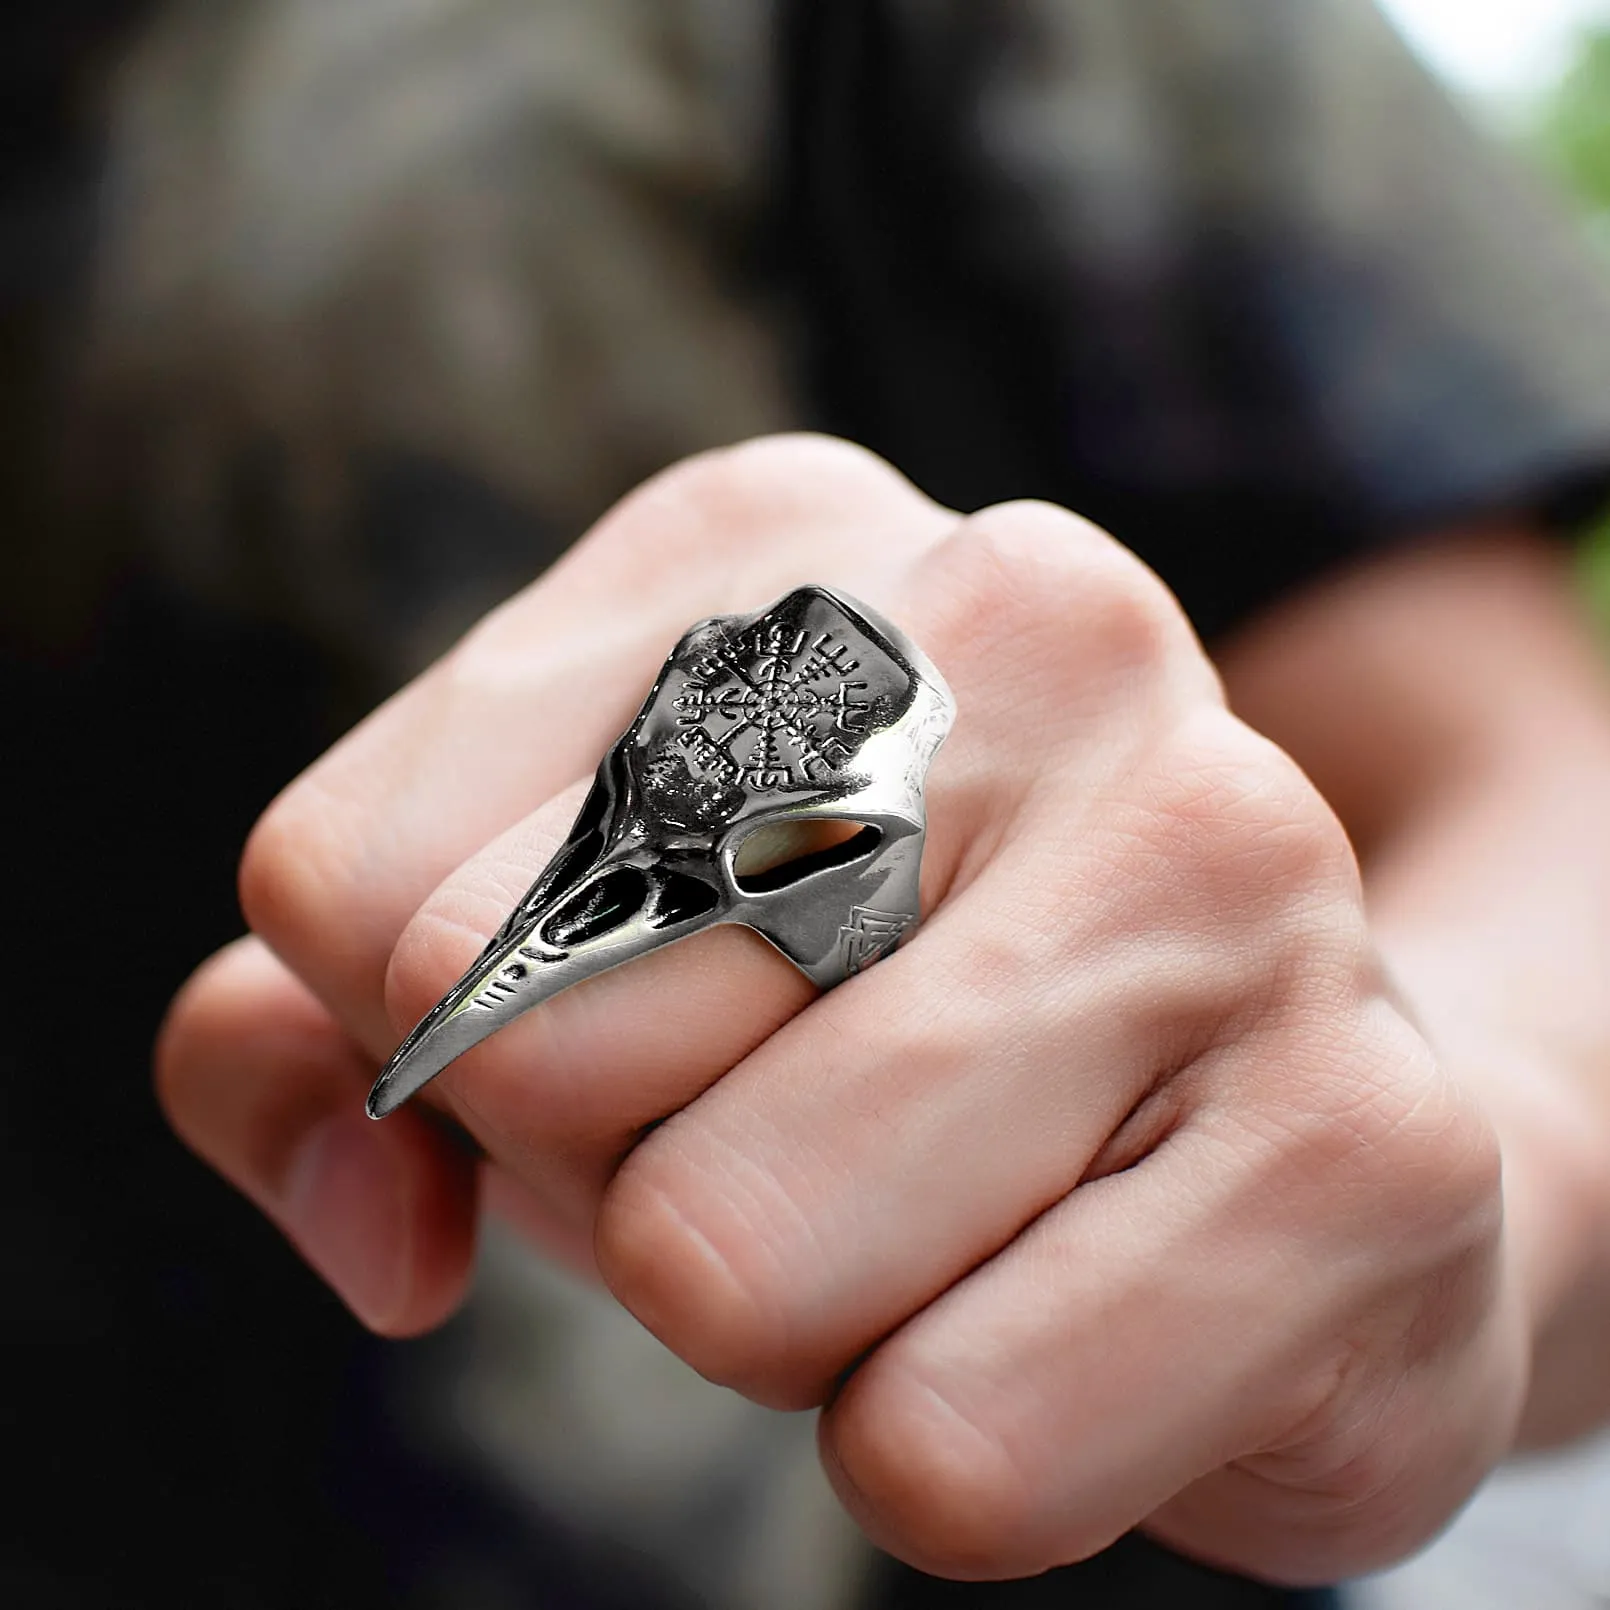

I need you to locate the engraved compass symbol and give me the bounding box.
[671,621,874,792]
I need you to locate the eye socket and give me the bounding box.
[541,867,649,948]
[733,820,883,894]
[653,871,721,928]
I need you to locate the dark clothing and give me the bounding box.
[868,1534,1339,1609]
[779,0,1610,643]
[93,0,1610,667]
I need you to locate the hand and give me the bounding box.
[157,436,1523,1583]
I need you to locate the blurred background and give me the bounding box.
[1377,0,1610,619]
[4,3,1610,1607]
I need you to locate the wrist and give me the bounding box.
[1369,918,1610,1431]
[1454,1038,1610,1445]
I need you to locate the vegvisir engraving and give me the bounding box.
[672,623,874,792]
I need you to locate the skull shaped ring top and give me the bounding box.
[366,586,955,1119]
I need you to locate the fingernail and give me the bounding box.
[283,1110,410,1331]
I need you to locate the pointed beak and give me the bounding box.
[366,929,559,1118]
[366,860,725,1119]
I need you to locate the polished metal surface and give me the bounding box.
[367,586,955,1118]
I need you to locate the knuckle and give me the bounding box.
[1317,1428,1420,1519]
[579,433,948,599]
[237,782,343,951]
[594,1153,809,1408]
[825,1358,1047,1579]
[1340,1031,1504,1242]
[1230,1000,1503,1274]
[1076,552,1196,677]
[1424,1083,1505,1226]
[1249,1377,1430,1553]
[706,432,909,496]
[1148,710,1362,920]
[631,432,926,547]
[922,501,1207,704]
[151,955,228,1139]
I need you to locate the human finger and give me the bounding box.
[816,1007,1514,1582]
[587,707,1321,1408]
[240,437,955,1056]
[155,936,479,1334]
[363,501,1210,1349]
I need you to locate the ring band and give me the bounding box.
[367,585,955,1118]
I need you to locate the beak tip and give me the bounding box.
[366,1028,463,1120]
[366,1052,419,1121]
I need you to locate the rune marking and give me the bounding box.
[838,907,915,975]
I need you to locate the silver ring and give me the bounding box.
[367,585,955,1118]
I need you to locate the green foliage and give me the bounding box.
[1581,519,1610,632]
[1532,30,1610,629]
[1535,28,1610,219]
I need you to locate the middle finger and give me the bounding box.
[239,439,955,1056]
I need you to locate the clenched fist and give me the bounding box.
[157,437,1538,1584]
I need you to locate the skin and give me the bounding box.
[155,436,1610,1584]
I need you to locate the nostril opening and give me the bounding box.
[569,778,611,841]
[521,769,620,919]
[734,821,883,894]
[541,867,649,948]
